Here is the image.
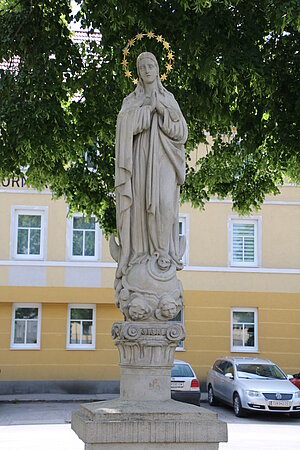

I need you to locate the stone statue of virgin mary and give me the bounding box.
[110,52,188,322]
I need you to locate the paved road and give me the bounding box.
[0,424,83,450]
[202,403,300,450]
[0,402,83,450]
[0,400,300,450]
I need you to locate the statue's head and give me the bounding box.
[128,296,151,321]
[155,295,178,320]
[137,52,159,79]
[160,296,177,319]
[136,52,161,89]
[135,52,166,96]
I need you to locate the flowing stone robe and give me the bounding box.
[115,85,188,280]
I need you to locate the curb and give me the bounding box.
[0,393,208,404]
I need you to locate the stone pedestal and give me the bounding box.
[72,321,227,449]
[112,321,185,401]
[72,399,227,450]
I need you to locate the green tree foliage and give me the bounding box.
[0,0,299,235]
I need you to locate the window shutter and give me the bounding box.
[232,223,255,263]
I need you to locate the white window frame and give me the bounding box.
[10,303,41,350]
[231,307,258,353]
[228,216,262,267]
[179,213,189,266]
[10,206,48,260]
[84,148,100,173]
[170,308,185,351]
[66,213,101,261]
[66,304,96,350]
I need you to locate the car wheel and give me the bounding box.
[208,384,218,406]
[233,393,246,417]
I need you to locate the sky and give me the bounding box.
[70,0,81,31]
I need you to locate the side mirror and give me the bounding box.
[225,373,234,380]
[287,374,294,380]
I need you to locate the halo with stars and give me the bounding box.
[122,32,174,85]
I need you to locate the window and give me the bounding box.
[73,216,96,257]
[84,147,100,172]
[224,362,234,376]
[85,149,95,171]
[10,303,41,349]
[213,360,223,374]
[17,215,41,255]
[66,214,101,261]
[179,214,189,265]
[214,360,234,376]
[67,304,96,350]
[169,309,184,350]
[171,363,194,377]
[11,207,48,260]
[228,217,261,267]
[231,308,258,353]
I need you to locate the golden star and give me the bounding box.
[121,59,128,68]
[125,70,132,78]
[156,35,163,43]
[163,41,170,50]
[128,38,135,47]
[147,31,155,39]
[133,78,138,85]
[160,73,167,81]
[167,51,174,60]
[166,63,173,72]
[123,47,129,56]
[136,33,144,40]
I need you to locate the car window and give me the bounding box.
[171,364,194,377]
[224,362,234,376]
[236,363,286,380]
[215,360,227,374]
[213,360,222,372]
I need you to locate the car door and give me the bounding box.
[213,360,228,401]
[222,362,235,403]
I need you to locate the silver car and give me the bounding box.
[207,356,300,417]
[171,359,201,406]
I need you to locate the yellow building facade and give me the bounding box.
[0,176,300,393]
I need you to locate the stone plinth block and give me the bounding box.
[72,399,228,450]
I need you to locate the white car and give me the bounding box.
[207,356,300,417]
[171,359,201,406]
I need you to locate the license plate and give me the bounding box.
[269,400,290,407]
[171,382,184,389]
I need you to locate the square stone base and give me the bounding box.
[85,444,219,449]
[72,399,227,450]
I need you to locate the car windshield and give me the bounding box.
[236,363,286,380]
[171,364,194,377]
